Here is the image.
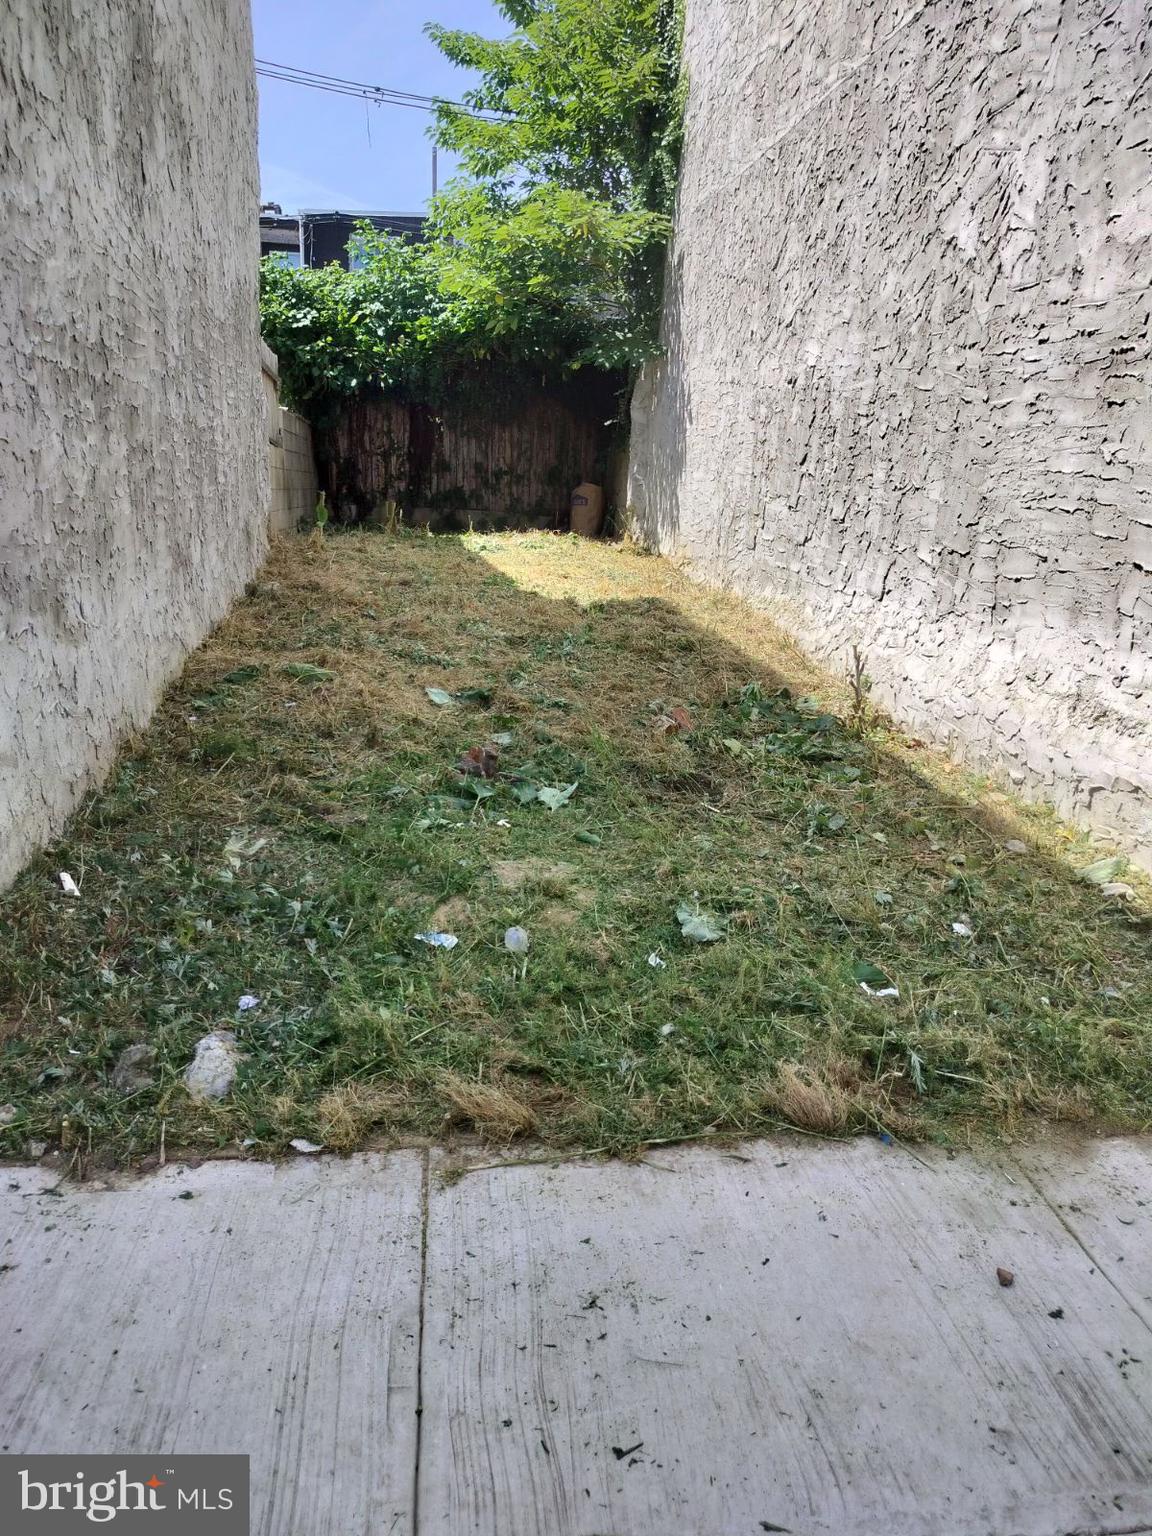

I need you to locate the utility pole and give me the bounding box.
[432,146,438,198]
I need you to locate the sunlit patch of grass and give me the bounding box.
[1,529,1149,1168]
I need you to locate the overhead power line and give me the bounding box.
[254,59,511,123]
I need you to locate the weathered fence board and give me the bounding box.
[317,368,623,528]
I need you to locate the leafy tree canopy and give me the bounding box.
[427,0,682,218]
[259,0,682,412]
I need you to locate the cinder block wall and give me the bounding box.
[630,0,1151,862]
[262,345,319,534]
[0,0,267,889]
[270,410,320,534]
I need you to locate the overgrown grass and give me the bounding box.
[1,531,1149,1167]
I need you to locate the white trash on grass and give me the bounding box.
[415,931,459,949]
[504,925,530,979]
[676,899,726,943]
[58,872,80,897]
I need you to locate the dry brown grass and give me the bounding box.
[314,1083,407,1151]
[438,1072,539,1139]
[760,1061,853,1135]
[757,1055,926,1140]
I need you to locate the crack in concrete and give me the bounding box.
[1012,1158,1152,1341]
[411,1148,431,1536]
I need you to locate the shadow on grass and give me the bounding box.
[1,528,1149,1168]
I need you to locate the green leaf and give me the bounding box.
[676,901,726,943]
[461,779,497,800]
[537,782,578,811]
[574,831,601,846]
[511,782,539,805]
[281,663,334,683]
[218,665,262,686]
[852,961,891,988]
[1077,854,1127,885]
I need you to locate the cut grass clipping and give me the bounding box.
[1,530,1150,1166]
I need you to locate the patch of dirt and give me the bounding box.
[538,904,580,929]
[491,858,578,890]
[429,896,471,931]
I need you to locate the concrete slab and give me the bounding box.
[1010,1136,1152,1333]
[3,1139,1151,1536]
[0,1154,424,1536]
[419,1140,1152,1536]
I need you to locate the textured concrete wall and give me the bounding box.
[630,0,1152,861]
[0,0,266,888]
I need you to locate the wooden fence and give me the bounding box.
[315,368,624,529]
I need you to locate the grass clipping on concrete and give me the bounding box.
[1,530,1150,1166]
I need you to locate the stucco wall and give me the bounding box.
[630,0,1152,861]
[0,0,266,888]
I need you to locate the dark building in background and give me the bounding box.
[259,206,301,265]
[301,210,425,269]
[259,206,426,270]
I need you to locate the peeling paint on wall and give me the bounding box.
[629,0,1152,864]
[0,0,267,889]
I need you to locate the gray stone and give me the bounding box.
[110,1044,156,1095]
[420,1139,1152,1535]
[3,1139,1152,1534]
[0,1155,423,1534]
[184,1031,241,1102]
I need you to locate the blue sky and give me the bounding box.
[253,0,506,214]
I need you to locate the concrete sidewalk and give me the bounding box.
[2,1137,1151,1535]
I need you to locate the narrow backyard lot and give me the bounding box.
[1,531,1149,1165]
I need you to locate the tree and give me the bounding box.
[258,1,683,409]
[259,231,445,408]
[426,0,682,360]
[427,0,683,218]
[428,183,666,370]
